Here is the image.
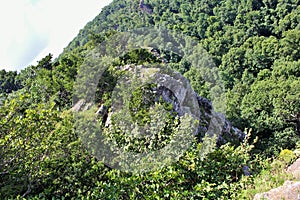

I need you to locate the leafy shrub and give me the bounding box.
[278,149,297,165]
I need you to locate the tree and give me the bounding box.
[0,70,22,94]
[240,60,300,154]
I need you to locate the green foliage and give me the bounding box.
[119,48,160,65]
[240,148,298,199]
[278,149,297,165]
[0,70,22,95]
[0,94,60,197]
[129,83,159,125]
[1,0,300,198]
[239,60,300,154]
[0,98,261,199]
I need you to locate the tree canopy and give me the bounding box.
[1,0,299,198]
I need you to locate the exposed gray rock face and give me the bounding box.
[254,181,300,200]
[153,86,182,115]
[287,158,300,179]
[96,104,108,116]
[193,92,243,145]
[72,65,244,145]
[71,99,85,112]
[254,158,300,200]
[195,94,244,145]
[71,99,93,112]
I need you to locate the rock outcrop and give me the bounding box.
[254,158,300,200]
[195,93,244,145]
[287,157,300,179]
[72,65,244,146]
[254,181,300,200]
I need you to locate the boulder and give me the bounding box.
[254,181,300,200]
[287,158,300,179]
[72,65,245,145]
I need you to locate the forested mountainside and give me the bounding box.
[1,0,300,199]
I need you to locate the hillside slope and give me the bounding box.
[55,0,300,154]
[0,0,300,198]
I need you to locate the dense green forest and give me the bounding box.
[1,0,300,199]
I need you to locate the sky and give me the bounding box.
[0,0,113,71]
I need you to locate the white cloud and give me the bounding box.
[0,0,113,71]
